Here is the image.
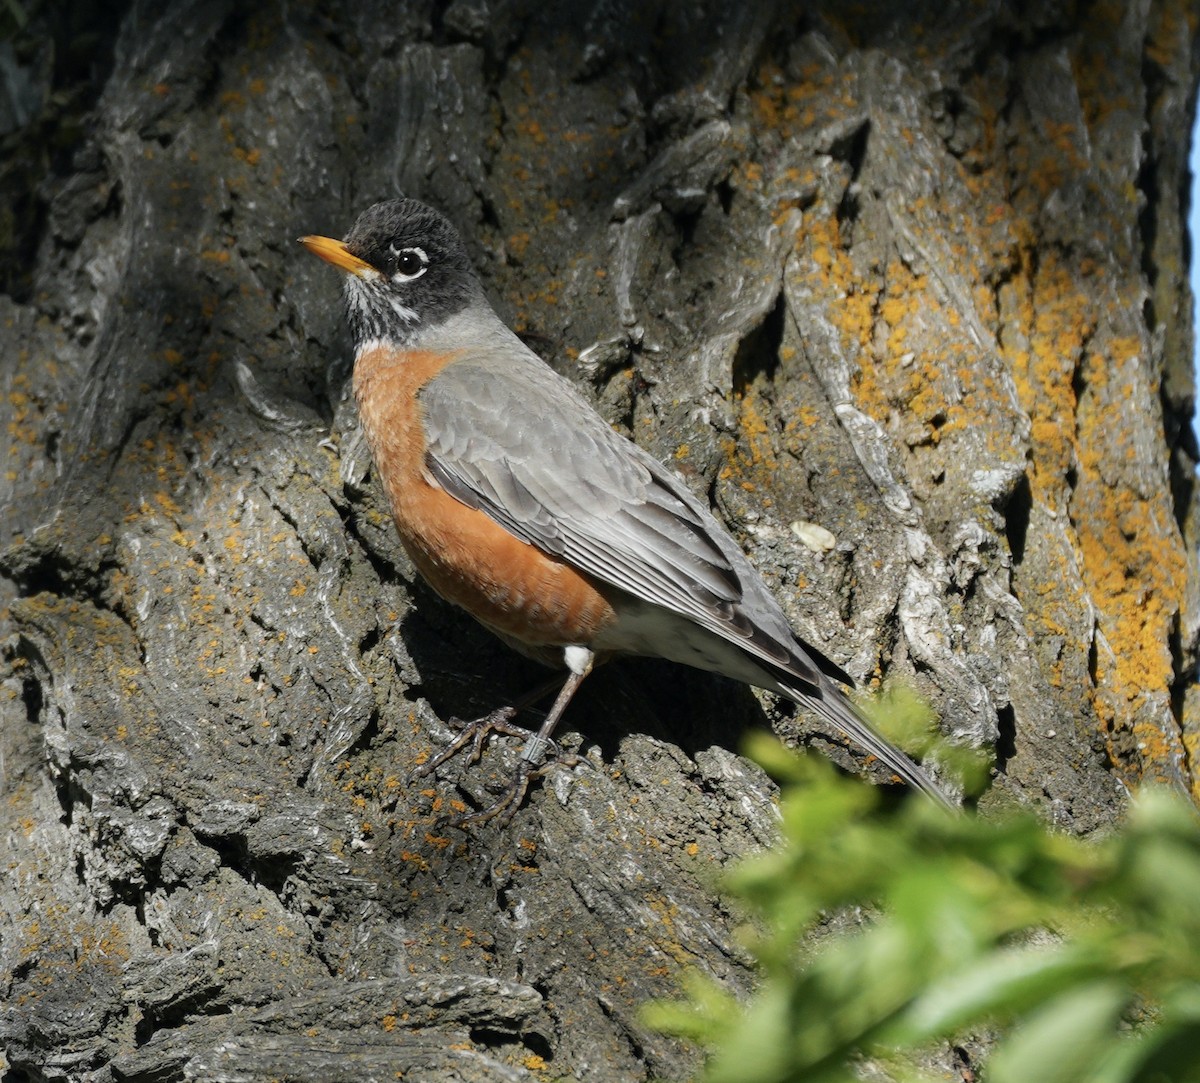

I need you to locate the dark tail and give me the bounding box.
[776,677,957,810]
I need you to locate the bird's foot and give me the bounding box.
[411,708,580,826]
[410,706,528,779]
[448,758,549,829]
[449,740,580,827]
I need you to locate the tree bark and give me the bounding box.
[2,2,1197,1080]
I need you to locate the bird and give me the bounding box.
[300,198,955,822]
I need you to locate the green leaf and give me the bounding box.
[986,983,1127,1083]
[889,942,1110,1042]
[644,740,1200,1083]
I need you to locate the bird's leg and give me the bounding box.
[514,657,591,767]
[411,651,593,786]
[450,658,593,827]
[411,673,561,781]
[451,662,590,830]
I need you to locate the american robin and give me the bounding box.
[300,198,955,821]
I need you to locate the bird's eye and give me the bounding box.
[389,245,428,281]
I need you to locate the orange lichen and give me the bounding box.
[1005,236,1185,784]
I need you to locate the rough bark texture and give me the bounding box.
[1,1,1198,1080]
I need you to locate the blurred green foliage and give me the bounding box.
[645,732,1200,1083]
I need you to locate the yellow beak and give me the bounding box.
[298,235,377,276]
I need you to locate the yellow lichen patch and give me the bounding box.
[1005,235,1184,781]
[1007,252,1094,506]
[11,913,131,997]
[731,389,778,481]
[153,490,182,518]
[1072,362,1186,778]
[748,61,841,140]
[796,216,881,409]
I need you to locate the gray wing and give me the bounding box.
[419,348,833,687]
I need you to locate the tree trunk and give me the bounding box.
[2,2,1197,1080]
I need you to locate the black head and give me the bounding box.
[301,199,481,349]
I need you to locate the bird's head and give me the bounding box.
[301,198,480,352]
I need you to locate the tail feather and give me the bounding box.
[777,678,957,810]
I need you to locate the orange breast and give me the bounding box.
[353,345,618,649]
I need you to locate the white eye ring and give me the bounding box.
[389,245,428,282]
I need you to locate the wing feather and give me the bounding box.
[419,349,819,679]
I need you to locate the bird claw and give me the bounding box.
[447,758,547,828]
[446,743,583,828]
[411,708,580,826]
[410,706,525,780]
